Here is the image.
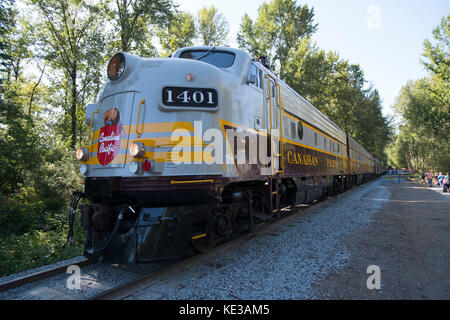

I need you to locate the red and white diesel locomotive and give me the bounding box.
[73,46,384,263]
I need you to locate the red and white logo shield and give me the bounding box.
[97,125,121,166]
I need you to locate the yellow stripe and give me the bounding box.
[282,137,346,160]
[283,112,345,147]
[192,233,207,240]
[218,119,239,176]
[81,150,214,165]
[134,136,207,148]
[90,122,195,140]
[83,136,207,153]
[218,119,267,136]
[156,150,215,163]
[82,153,128,166]
[170,180,214,184]
[348,147,371,160]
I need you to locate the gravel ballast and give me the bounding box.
[0,178,390,300]
[131,178,390,300]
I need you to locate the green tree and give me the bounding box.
[283,38,392,160]
[0,0,14,81]
[237,0,317,76]
[91,0,174,56]
[390,15,450,172]
[196,5,229,46]
[157,11,196,55]
[422,14,450,81]
[29,0,108,148]
[393,78,449,172]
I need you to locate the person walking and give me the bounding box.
[443,173,449,193]
[438,172,444,189]
[427,170,433,187]
[421,172,426,184]
[434,172,440,187]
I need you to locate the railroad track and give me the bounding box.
[88,205,325,299]
[0,178,380,300]
[90,180,378,300]
[0,256,92,292]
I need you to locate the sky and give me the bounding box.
[176,0,450,117]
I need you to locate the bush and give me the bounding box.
[0,144,85,276]
[0,213,85,276]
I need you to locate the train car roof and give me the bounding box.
[171,46,375,160]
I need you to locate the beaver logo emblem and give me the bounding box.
[97,108,122,166]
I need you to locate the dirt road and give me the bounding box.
[313,176,450,299]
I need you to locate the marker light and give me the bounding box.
[76,148,89,162]
[142,159,152,172]
[107,53,126,81]
[80,164,88,175]
[129,142,145,158]
[186,73,195,81]
[129,161,140,174]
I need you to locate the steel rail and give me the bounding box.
[88,177,381,300]
[0,256,92,292]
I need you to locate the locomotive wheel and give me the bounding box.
[192,231,217,253]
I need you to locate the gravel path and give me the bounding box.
[130,178,390,300]
[313,178,450,299]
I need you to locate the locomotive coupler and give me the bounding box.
[85,205,130,254]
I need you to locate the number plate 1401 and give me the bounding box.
[162,87,218,108]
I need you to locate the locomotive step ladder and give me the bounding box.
[264,76,286,216]
[265,75,285,177]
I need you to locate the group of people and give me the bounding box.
[420,171,449,192]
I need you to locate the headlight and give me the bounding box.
[129,142,145,158]
[76,148,89,161]
[107,52,126,81]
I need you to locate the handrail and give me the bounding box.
[136,99,145,138]
[88,109,99,142]
[277,83,285,176]
[265,75,274,175]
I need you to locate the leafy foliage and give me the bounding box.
[157,5,230,54]
[3,0,445,277]
[237,0,317,76]
[422,14,450,82]
[0,211,84,276]
[29,0,109,148]
[91,0,174,55]
[196,5,229,46]
[0,0,15,81]
[157,11,196,55]
[389,15,449,173]
[239,1,392,161]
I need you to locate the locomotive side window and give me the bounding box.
[247,64,260,88]
[297,122,303,140]
[291,121,296,138]
[180,50,235,68]
[259,70,263,89]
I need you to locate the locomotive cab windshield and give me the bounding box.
[179,49,236,68]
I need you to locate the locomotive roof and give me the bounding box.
[171,46,374,161]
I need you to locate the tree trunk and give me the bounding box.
[70,64,77,149]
